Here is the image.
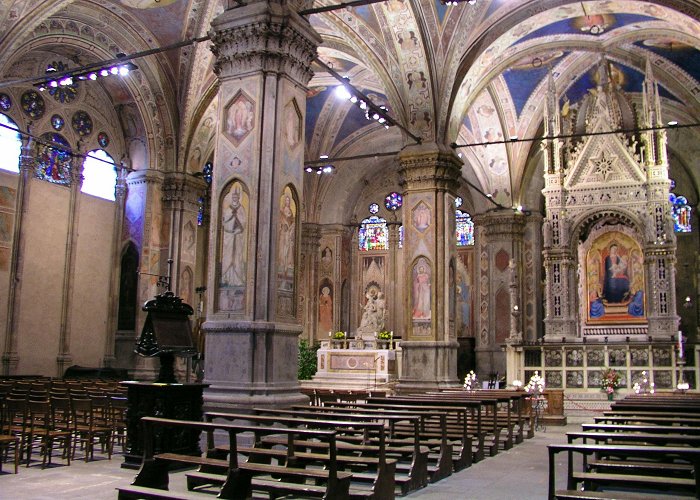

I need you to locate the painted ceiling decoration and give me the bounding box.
[0,0,698,215]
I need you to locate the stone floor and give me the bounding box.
[0,423,583,499]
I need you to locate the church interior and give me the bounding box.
[0,0,699,411]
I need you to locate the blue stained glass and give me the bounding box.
[384,192,403,211]
[21,90,45,119]
[72,110,93,137]
[455,196,463,208]
[36,133,72,185]
[669,181,692,233]
[202,161,213,185]
[0,93,11,111]
[98,132,109,148]
[197,196,206,226]
[456,209,474,246]
[369,203,379,215]
[51,114,64,131]
[358,215,388,251]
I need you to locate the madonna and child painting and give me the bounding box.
[586,231,645,323]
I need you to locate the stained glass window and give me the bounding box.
[0,113,21,173]
[385,192,403,211]
[669,192,692,233]
[456,209,474,246]
[455,196,463,208]
[21,90,45,119]
[359,215,388,251]
[71,110,93,136]
[0,93,11,111]
[81,149,116,201]
[368,203,379,215]
[98,132,110,148]
[36,133,72,185]
[398,225,404,249]
[51,114,64,131]
[202,161,213,185]
[46,61,79,104]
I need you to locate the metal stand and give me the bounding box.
[531,395,548,432]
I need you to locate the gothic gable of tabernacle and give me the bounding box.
[542,58,678,340]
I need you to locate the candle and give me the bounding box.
[678,330,684,359]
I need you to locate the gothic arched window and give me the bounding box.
[36,133,72,185]
[359,215,388,251]
[81,149,116,201]
[0,113,21,173]
[670,193,692,233]
[456,209,474,246]
[669,179,692,233]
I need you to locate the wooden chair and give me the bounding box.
[109,396,128,453]
[4,397,28,465]
[71,397,112,461]
[0,399,20,473]
[25,400,72,468]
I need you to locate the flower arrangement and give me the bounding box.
[377,330,392,341]
[633,371,655,394]
[332,331,346,340]
[524,371,545,396]
[463,371,478,391]
[601,368,621,395]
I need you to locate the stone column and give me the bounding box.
[114,169,165,377]
[300,223,320,343]
[202,1,322,410]
[2,131,34,375]
[56,147,86,377]
[473,210,526,376]
[162,172,206,308]
[396,142,461,391]
[103,163,129,367]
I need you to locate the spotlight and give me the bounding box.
[88,73,97,81]
[109,66,119,75]
[668,120,678,127]
[335,84,352,100]
[100,69,109,77]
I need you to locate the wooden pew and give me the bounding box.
[198,411,396,499]
[323,401,474,471]
[369,396,495,457]
[284,403,457,480]
[249,407,429,494]
[548,443,700,499]
[595,414,700,426]
[116,416,352,500]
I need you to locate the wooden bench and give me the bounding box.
[595,414,700,426]
[116,416,352,500]
[283,403,456,481]
[368,395,494,458]
[324,401,474,470]
[249,407,429,495]
[199,411,396,499]
[548,443,700,499]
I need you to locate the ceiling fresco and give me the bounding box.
[1,0,699,217]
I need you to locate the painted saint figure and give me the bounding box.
[278,193,295,280]
[602,244,629,303]
[319,286,333,333]
[221,185,246,287]
[412,263,431,319]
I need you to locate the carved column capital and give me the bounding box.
[210,2,322,86]
[398,143,462,191]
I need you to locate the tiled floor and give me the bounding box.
[0,424,577,499]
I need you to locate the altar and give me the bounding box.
[311,338,401,390]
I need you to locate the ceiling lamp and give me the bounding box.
[337,78,392,129]
[305,155,335,175]
[35,54,138,92]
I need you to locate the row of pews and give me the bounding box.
[117,389,535,499]
[549,393,700,499]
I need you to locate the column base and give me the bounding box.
[202,320,308,411]
[396,340,460,393]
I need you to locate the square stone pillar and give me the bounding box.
[202,1,322,410]
[396,143,461,391]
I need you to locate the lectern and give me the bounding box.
[122,291,208,469]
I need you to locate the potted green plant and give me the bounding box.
[376,330,392,348]
[331,331,346,348]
